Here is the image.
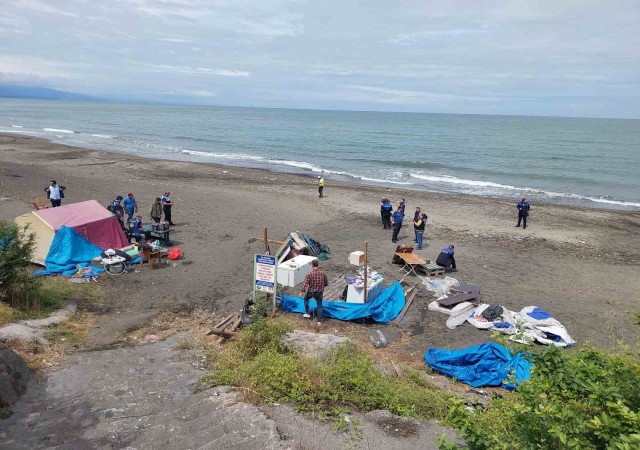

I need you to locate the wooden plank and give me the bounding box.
[396,253,426,265]
[393,286,417,326]
[208,328,238,338]
[212,314,235,330]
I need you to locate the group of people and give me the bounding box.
[106,192,175,243]
[380,197,429,249]
[108,192,175,226]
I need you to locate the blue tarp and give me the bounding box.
[424,343,532,390]
[280,281,405,323]
[37,226,104,276]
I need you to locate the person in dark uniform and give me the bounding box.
[516,198,531,229]
[391,207,404,243]
[380,197,393,229]
[398,198,406,214]
[436,245,457,272]
[161,192,175,226]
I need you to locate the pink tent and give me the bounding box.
[15,200,129,264]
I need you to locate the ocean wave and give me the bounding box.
[43,128,74,134]
[11,124,23,128]
[91,134,115,138]
[410,173,520,189]
[410,173,640,208]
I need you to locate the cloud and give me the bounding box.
[10,0,79,17]
[162,88,217,97]
[0,55,73,81]
[390,26,489,45]
[140,64,250,77]
[345,85,508,104]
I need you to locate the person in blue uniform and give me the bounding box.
[391,208,404,243]
[123,192,138,223]
[380,197,393,229]
[436,245,457,272]
[516,198,531,229]
[109,196,125,224]
[129,215,144,242]
[161,192,175,226]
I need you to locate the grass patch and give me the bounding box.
[203,318,453,423]
[3,277,104,320]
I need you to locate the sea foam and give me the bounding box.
[43,128,74,134]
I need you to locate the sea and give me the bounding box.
[1,99,639,211]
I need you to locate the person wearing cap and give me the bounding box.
[436,245,457,272]
[123,192,138,223]
[317,176,325,198]
[44,180,66,207]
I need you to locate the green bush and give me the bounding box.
[441,346,640,449]
[0,221,37,305]
[205,318,452,421]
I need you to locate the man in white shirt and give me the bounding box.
[45,180,65,207]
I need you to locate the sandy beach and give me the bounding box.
[1,133,639,351]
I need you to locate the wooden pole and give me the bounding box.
[363,241,368,303]
[263,227,270,255]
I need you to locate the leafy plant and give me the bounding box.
[0,220,36,305]
[441,346,640,449]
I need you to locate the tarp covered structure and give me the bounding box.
[15,200,128,265]
[280,281,405,323]
[40,226,105,275]
[424,343,532,390]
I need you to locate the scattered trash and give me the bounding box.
[145,334,158,343]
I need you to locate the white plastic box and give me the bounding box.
[349,251,365,266]
[277,255,318,287]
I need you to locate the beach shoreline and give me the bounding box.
[1,132,639,352]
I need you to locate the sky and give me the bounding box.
[1,0,639,118]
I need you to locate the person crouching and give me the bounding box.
[436,245,457,272]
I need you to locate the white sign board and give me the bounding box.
[255,254,276,294]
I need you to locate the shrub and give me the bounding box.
[0,221,36,305]
[441,346,640,449]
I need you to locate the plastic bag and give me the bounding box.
[422,276,460,296]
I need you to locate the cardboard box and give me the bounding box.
[349,251,365,266]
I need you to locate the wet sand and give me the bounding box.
[1,133,639,350]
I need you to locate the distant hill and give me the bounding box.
[0,85,98,101]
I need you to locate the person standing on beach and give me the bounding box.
[44,180,65,207]
[299,259,328,326]
[413,211,427,250]
[398,198,406,214]
[161,192,175,225]
[380,197,393,229]
[318,176,325,198]
[123,192,138,223]
[391,204,404,243]
[516,198,531,229]
[150,197,163,224]
[413,207,421,242]
[109,196,125,223]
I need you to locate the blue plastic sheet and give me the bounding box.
[280,281,405,323]
[40,226,104,275]
[424,343,532,390]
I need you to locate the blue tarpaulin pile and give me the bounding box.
[280,281,405,324]
[424,342,532,390]
[34,226,105,276]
